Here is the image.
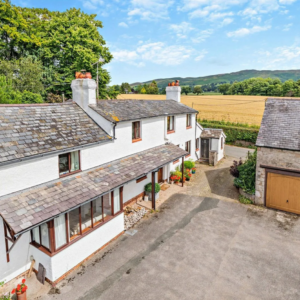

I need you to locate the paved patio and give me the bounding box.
[37,149,300,300]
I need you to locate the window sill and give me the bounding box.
[167,130,175,134]
[30,211,123,257]
[132,138,142,143]
[185,154,191,158]
[59,170,81,178]
[186,126,192,129]
[173,159,180,164]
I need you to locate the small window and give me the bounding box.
[185,141,191,154]
[167,116,175,132]
[186,114,192,128]
[59,151,80,176]
[136,175,147,183]
[132,121,141,141]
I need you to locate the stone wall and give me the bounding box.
[255,147,300,205]
[209,150,218,166]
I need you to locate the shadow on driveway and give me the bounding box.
[205,167,239,200]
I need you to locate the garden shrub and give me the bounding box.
[145,183,161,193]
[184,160,195,169]
[233,150,257,194]
[21,91,43,103]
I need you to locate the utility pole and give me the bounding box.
[93,56,105,99]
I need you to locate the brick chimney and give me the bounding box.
[71,79,96,110]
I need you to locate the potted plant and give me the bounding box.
[16,279,27,300]
[192,167,196,174]
[145,183,161,201]
[0,281,15,300]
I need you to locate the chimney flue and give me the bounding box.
[166,80,181,102]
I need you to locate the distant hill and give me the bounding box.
[130,69,300,89]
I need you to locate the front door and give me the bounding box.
[158,168,164,183]
[201,139,209,159]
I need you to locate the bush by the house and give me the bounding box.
[145,183,161,193]
[184,160,195,170]
[239,195,253,205]
[230,159,243,178]
[233,150,257,195]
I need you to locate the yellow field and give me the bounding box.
[117,94,267,126]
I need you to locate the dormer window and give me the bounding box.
[59,150,81,177]
[167,116,175,133]
[186,114,192,128]
[132,121,142,143]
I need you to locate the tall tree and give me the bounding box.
[181,86,191,95]
[120,82,131,93]
[193,86,202,95]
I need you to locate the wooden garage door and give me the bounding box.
[266,172,300,214]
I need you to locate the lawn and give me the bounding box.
[117,94,267,126]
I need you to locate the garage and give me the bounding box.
[255,98,300,213]
[266,170,300,214]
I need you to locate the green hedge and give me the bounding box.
[199,121,259,144]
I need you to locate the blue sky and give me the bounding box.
[12,0,300,85]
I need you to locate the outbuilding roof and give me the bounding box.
[89,99,198,123]
[0,144,187,235]
[256,98,300,150]
[0,103,112,166]
[201,128,224,139]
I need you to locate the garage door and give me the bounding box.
[266,172,300,214]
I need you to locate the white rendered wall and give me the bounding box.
[123,174,151,203]
[218,135,225,161]
[0,156,58,197]
[81,117,166,170]
[0,217,32,283]
[49,213,124,282]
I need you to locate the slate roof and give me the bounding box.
[0,103,112,165]
[256,98,300,150]
[201,129,223,139]
[0,144,187,235]
[89,100,198,123]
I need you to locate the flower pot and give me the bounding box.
[170,180,174,184]
[17,291,27,300]
[85,72,92,79]
[186,177,190,181]
[146,191,159,201]
[144,195,149,201]
[192,170,195,174]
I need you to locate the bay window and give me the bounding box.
[30,187,123,255]
[167,116,175,133]
[59,150,80,176]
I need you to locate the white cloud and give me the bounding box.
[189,9,210,19]
[191,29,214,43]
[169,22,194,38]
[282,23,292,31]
[227,25,271,37]
[220,18,234,26]
[258,45,300,68]
[82,0,104,10]
[119,22,128,28]
[112,41,198,66]
[279,0,296,3]
[195,51,208,61]
[209,11,234,20]
[128,0,174,20]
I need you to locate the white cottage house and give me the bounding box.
[0,80,222,285]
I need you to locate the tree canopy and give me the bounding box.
[0,0,113,100]
[219,77,300,97]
